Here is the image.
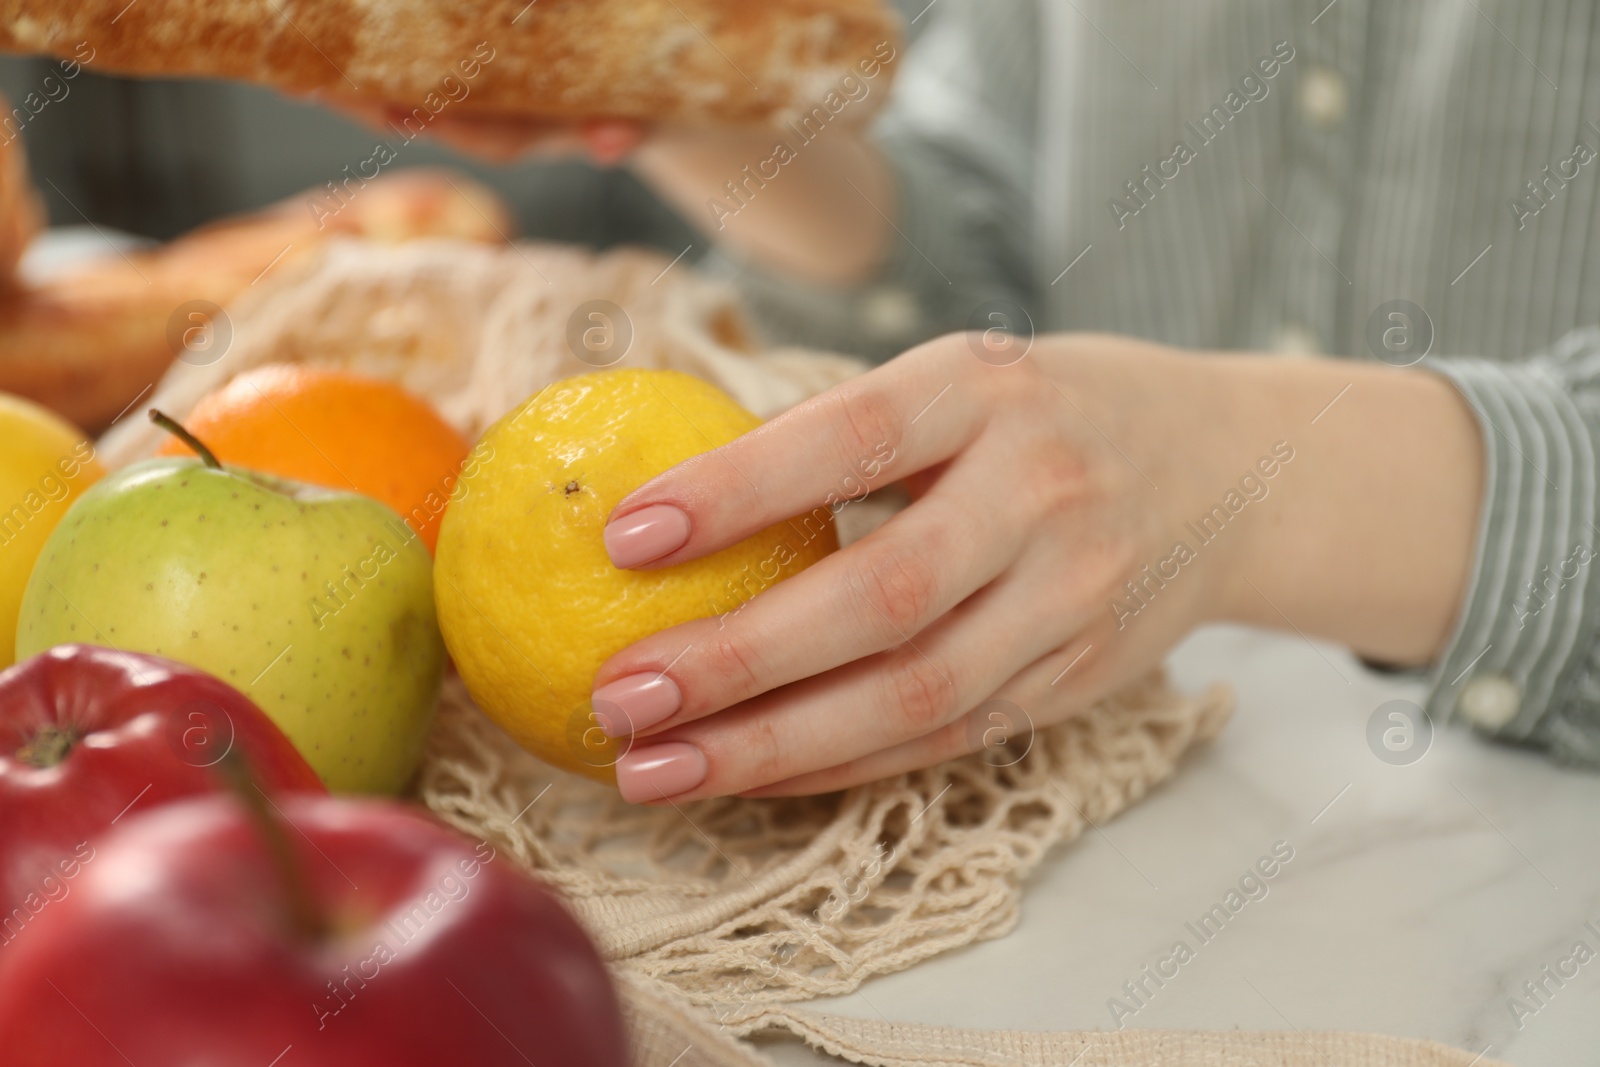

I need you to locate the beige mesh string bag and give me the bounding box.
[99,237,1502,1067]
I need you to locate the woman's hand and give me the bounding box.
[591,332,1485,803]
[590,334,1249,802]
[318,93,893,283]
[327,95,892,284]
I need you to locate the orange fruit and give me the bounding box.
[157,364,469,553]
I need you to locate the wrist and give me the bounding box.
[1202,355,1484,664]
[1143,352,1295,629]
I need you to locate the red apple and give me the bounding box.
[0,793,630,1066]
[0,643,323,935]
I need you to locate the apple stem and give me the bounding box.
[216,750,328,942]
[17,724,79,768]
[148,409,223,470]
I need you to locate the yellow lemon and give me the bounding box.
[434,369,837,781]
[0,394,104,667]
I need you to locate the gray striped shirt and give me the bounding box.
[716,0,1600,766]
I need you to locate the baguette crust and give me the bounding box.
[0,0,900,124]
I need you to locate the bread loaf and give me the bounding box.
[0,0,900,125]
[0,122,39,290]
[0,168,515,432]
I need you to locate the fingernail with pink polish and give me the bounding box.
[604,504,690,568]
[591,673,681,737]
[616,743,707,804]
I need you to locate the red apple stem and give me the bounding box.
[216,750,328,942]
[148,409,222,469]
[16,724,79,768]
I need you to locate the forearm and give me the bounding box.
[1203,355,1484,665]
[630,126,893,286]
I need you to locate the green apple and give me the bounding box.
[15,413,445,794]
[0,393,105,669]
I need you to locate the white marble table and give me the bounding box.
[761,625,1600,1066]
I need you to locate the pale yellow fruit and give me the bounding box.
[435,369,837,781]
[0,394,104,667]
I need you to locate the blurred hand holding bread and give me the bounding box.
[0,0,900,429]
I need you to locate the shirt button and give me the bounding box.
[857,286,920,341]
[1299,66,1348,127]
[1270,322,1321,356]
[1459,674,1520,730]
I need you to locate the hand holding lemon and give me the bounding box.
[434,369,837,792]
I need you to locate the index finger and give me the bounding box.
[602,337,990,570]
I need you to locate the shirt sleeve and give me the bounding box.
[1425,329,1600,766]
[705,0,1041,363]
